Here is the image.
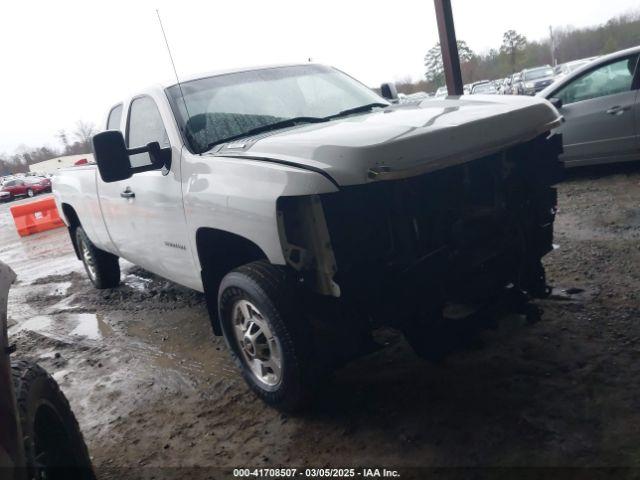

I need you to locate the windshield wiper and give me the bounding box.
[324,102,389,120]
[205,116,327,151]
[204,103,388,152]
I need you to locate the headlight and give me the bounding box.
[525,82,535,89]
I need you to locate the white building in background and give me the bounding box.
[29,154,94,175]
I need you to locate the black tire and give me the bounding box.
[75,227,120,289]
[218,261,315,411]
[12,360,95,480]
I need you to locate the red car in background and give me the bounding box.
[0,177,51,201]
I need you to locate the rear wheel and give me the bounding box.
[218,261,315,411]
[27,188,34,198]
[12,360,95,480]
[75,227,120,289]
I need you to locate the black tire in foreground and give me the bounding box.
[218,261,315,411]
[11,360,95,480]
[75,227,120,289]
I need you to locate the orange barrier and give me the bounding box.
[10,197,65,237]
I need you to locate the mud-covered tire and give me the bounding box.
[75,227,120,289]
[12,360,94,480]
[218,261,315,411]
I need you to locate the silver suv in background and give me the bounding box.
[520,66,556,95]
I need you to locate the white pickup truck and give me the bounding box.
[54,64,563,410]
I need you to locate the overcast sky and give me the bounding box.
[1,0,638,153]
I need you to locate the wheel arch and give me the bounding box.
[196,227,269,335]
[61,203,82,260]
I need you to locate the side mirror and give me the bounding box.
[92,130,171,183]
[549,97,563,110]
[380,82,398,102]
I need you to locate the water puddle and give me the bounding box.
[123,310,237,380]
[70,313,114,339]
[10,312,113,341]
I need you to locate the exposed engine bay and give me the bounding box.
[278,132,563,340]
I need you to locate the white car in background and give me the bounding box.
[554,57,599,79]
[434,86,448,98]
[470,81,499,95]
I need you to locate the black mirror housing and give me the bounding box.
[93,130,132,183]
[549,97,563,109]
[92,130,171,183]
[380,82,398,101]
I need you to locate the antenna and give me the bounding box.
[156,9,192,131]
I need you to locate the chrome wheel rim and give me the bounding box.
[27,189,34,197]
[80,238,97,281]
[231,299,282,387]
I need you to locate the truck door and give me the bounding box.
[97,95,200,290]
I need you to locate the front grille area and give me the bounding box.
[320,133,562,305]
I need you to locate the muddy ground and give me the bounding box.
[3,164,640,478]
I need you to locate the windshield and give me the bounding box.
[524,67,554,81]
[472,83,496,94]
[166,65,386,153]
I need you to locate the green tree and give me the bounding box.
[601,35,619,55]
[424,40,474,85]
[500,30,528,72]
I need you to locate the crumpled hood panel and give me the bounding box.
[214,95,562,186]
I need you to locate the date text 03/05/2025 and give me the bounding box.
[232,467,401,478]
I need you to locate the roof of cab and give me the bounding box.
[160,63,319,89]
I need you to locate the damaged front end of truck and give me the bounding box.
[277,131,563,362]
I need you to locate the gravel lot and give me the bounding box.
[3,163,640,478]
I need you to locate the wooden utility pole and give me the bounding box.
[549,26,557,66]
[433,0,463,95]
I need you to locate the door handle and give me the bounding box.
[120,188,135,199]
[606,105,630,115]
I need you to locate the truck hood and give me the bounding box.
[212,95,561,186]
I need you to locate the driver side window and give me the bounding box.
[127,96,170,168]
[555,55,639,106]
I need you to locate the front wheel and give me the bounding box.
[75,227,120,289]
[27,188,34,198]
[218,261,315,411]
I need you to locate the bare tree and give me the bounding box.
[57,129,69,151]
[73,121,96,145]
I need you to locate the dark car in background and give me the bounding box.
[521,66,556,95]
